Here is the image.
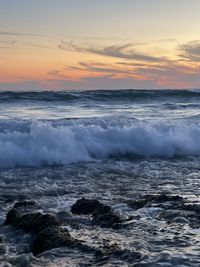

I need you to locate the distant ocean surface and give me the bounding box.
[1,89,200,266]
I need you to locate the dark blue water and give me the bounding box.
[1,89,200,266]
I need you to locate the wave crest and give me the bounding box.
[0,121,200,168]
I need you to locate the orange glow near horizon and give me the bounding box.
[1,1,200,90]
[1,41,200,89]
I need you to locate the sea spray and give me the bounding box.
[0,120,200,168]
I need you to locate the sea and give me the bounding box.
[1,89,200,266]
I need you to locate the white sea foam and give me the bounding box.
[0,120,200,168]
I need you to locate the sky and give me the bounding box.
[1,0,200,91]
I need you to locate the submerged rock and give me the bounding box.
[94,242,146,264]
[172,217,189,224]
[10,253,33,267]
[158,209,191,223]
[150,194,183,203]
[71,198,123,228]
[127,194,184,210]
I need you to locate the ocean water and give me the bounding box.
[1,89,200,266]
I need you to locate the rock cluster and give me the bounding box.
[4,200,77,255]
[71,198,123,227]
[4,198,125,256]
[4,194,200,260]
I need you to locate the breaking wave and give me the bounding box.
[1,120,200,168]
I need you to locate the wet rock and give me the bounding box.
[10,254,31,267]
[4,201,70,255]
[0,235,4,243]
[128,194,184,210]
[14,200,39,210]
[4,201,97,256]
[71,198,103,215]
[92,205,122,228]
[156,251,172,262]
[5,200,39,225]
[18,213,60,232]
[5,201,39,225]
[94,242,145,264]
[172,217,189,224]
[71,198,123,228]
[32,226,98,256]
[4,200,60,232]
[127,199,149,210]
[158,210,186,221]
[32,227,76,255]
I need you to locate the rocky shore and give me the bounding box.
[1,194,200,265]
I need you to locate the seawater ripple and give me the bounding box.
[0,89,200,102]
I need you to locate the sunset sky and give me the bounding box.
[1,0,200,90]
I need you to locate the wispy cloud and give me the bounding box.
[56,38,200,87]
[179,40,200,62]
[58,41,162,62]
[2,37,200,90]
[25,42,53,49]
[0,30,48,50]
[0,30,42,37]
[0,39,16,45]
[0,38,16,49]
[68,62,129,74]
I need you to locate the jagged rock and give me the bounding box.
[4,201,69,255]
[92,204,122,228]
[4,200,60,232]
[5,200,40,226]
[71,198,123,228]
[71,198,104,215]
[4,201,97,256]
[32,227,76,255]
[17,213,60,232]
[5,200,39,214]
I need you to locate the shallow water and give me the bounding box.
[1,89,200,266]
